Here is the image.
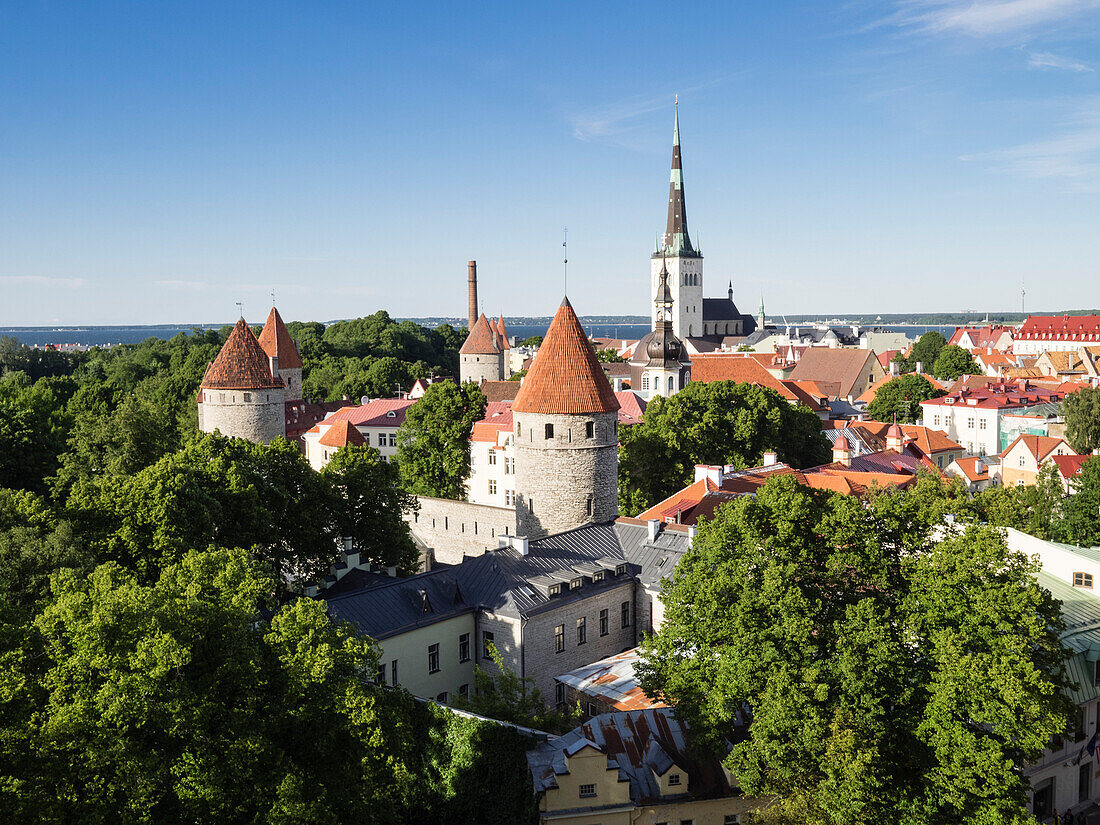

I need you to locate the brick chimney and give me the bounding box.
[467,260,478,331]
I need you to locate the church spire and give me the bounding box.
[663,104,696,257]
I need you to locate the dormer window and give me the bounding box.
[615,564,626,576]
[549,584,561,596]
[386,410,396,418]
[593,571,605,582]
[1075,572,1093,589]
[571,577,582,590]
[668,773,681,786]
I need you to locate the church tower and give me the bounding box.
[639,260,690,398]
[652,106,703,339]
[512,297,620,539]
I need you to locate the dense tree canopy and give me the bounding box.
[1060,456,1100,547]
[866,374,944,424]
[1064,386,1100,455]
[397,381,487,500]
[931,344,981,380]
[638,474,1073,825]
[617,380,830,515]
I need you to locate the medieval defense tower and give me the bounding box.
[197,317,286,444]
[512,297,620,538]
[459,312,508,384]
[257,306,303,401]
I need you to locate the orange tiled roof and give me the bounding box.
[460,313,502,355]
[690,355,800,400]
[951,456,990,483]
[257,307,303,369]
[900,425,963,455]
[318,418,367,448]
[201,319,284,390]
[1001,433,1072,462]
[496,316,509,349]
[480,380,522,403]
[512,297,620,415]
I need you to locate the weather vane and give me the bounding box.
[235,301,243,319]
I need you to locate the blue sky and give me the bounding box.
[2,0,1100,325]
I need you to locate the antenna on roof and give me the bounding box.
[235,301,243,320]
[1021,277,1026,315]
[562,227,568,296]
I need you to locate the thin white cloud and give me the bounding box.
[569,93,677,142]
[155,279,209,291]
[1027,50,1093,70]
[0,275,86,289]
[891,0,1100,36]
[961,99,1100,190]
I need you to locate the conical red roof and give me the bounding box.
[497,315,509,349]
[460,313,502,355]
[513,298,619,415]
[201,319,284,390]
[257,307,303,369]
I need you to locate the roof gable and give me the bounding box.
[318,418,367,448]
[787,348,878,397]
[257,307,303,369]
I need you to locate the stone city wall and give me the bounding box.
[460,353,503,385]
[200,392,286,444]
[408,496,516,565]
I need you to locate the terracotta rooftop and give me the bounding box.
[318,418,367,448]
[1018,315,1100,340]
[471,402,515,443]
[257,306,303,369]
[690,354,805,403]
[479,380,522,403]
[950,456,991,483]
[325,399,416,428]
[201,318,284,390]
[512,297,620,415]
[1000,433,1073,462]
[1051,454,1091,482]
[787,347,880,399]
[460,313,502,355]
[496,316,509,349]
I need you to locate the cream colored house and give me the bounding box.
[527,708,757,825]
[999,434,1075,488]
[302,398,415,470]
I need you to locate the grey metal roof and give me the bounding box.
[1037,571,1100,705]
[322,520,693,635]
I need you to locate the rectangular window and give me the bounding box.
[436,691,448,703]
[529,497,534,514]
[578,784,596,798]
[586,496,592,516]
[554,624,565,654]
[577,617,587,645]
[555,682,565,706]
[459,683,469,700]
[391,659,398,686]
[488,451,497,465]
[669,773,682,786]
[242,392,252,402]
[586,421,594,438]
[600,609,609,636]
[482,630,494,658]
[504,457,514,474]
[545,423,554,439]
[459,633,470,662]
[428,643,440,673]
[377,663,386,684]
[1075,572,1094,589]
[388,433,397,447]
[725,818,741,825]
[979,419,986,430]
[621,600,631,628]
[933,415,941,426]
[378,433,386,446]
[488,480,497,496]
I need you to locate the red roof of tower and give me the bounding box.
[513,297,620,415]
[257,307,303,369]
[497,316,509,349]
[201,319,284,390]
[460,313,502,355]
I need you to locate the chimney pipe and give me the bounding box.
[762,450,778,467]
[647,519,661,541]
[468,261,478,331]
[514,536,529,556]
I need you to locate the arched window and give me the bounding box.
[668,376,675,393]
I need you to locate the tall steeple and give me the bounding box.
[663,105,696,257]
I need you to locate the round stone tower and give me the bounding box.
[459,313,505,385]
[512,297,621,538]
[198,318,286,444]
[257,306,304,401]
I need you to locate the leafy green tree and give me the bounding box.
[507,368,527,382]
[931,344,981,380]
[1064,386,1100,454]
[617,380,830,515]
[0,491,85,622]
[453,644,579,735]
[397,381,487,500]
[594,348,624,363]
[66,434,341,583]
[866,374,944,424]
[1061,456,1100,547]
[2,548,407,823]
[519,335,542,348]
[638,474,1073,825]
[323,444,420,574]
[907,330,946,373]
[0,372,70,493]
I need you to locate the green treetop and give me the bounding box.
[931,344,981,380]
[397,381,487,500]
[866,374,944,424]
[1064,386,1100,455]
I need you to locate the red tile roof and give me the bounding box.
[787,348,880,399]
[479,380,522,403]
[691,355,802,401]
[325,399,415,428]
[201,318,284,390]
[1051,454,1090,481]
[951,456,991,483]
[496,316,509,349]
[257,307,303,369]
[471,402,515,442]
[1000,433,1073,462]
[460,313,502,355]
[318,418,367,448]
[512,298,620,415]
[1018,315,1100,341]
[614,391,648,423]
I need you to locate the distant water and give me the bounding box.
[2,322,955,349]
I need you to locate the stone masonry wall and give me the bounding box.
[407,496,517,565]
[522,580,637,700]
[514,410,618,538]
[200,391,286,444]
[460,352,503,385]
[280,367,303,401]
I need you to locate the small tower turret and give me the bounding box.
[258,306,303,401]
[198,318,286,443]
